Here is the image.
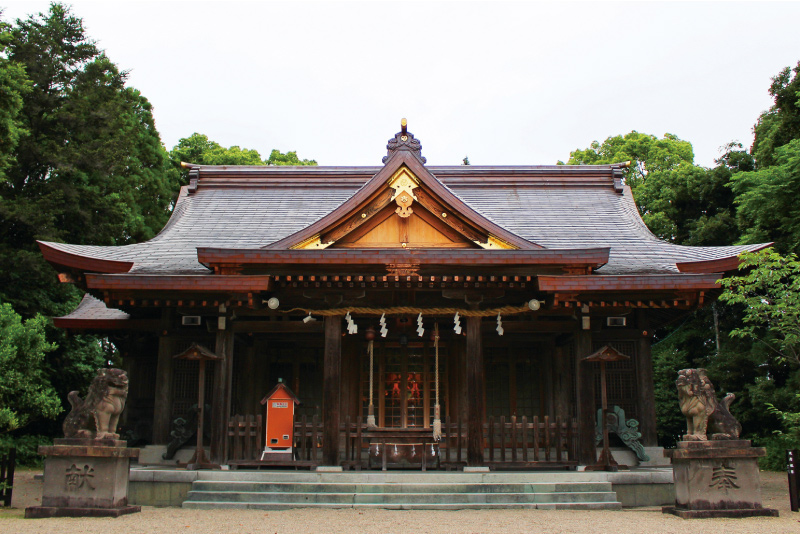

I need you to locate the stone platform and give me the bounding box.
[25,439,141,518]
[129,466,674,508]
[662,440,778,518]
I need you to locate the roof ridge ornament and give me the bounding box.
[383,118,426,164]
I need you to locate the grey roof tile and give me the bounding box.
[40,167,768,276]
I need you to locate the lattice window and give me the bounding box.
[515,353,540,418]
[361,343,446,428]
[592,340,638,419]
[171,356,215,421]
[484,350,511,418]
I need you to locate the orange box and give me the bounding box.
[260,380,299,450]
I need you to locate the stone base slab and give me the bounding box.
[25,505,141,518]
[666,440,770,515]
[37,442,138,512]
[662,506,779,519]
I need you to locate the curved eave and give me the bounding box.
[38,241,133,274]
[676,243,773,273]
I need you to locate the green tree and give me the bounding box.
[0,4,177,444]
[564,131,694,189]
[731,139,800,253]
[752,61,800,168]
[0,302,60,433]
[719,249,800,365]
[0,4,180,317]
[0,14,30,183]
[632,143,749,245]
[170,133,316,182]
[266,148,316,166]
[171,133,264,167]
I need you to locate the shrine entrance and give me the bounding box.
[360,341,448,430]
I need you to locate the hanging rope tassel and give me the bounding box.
[366,339,377,428]
[432,323,442,441]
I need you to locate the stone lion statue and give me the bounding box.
[63,368,129,440]
[676,368,741,441]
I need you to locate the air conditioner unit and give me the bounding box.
[606,317,626,327]
[181,316,202,326]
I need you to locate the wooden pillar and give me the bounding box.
[542,339,555,419]
[575,329,596,465]
[211,312,234,464]
[322,315,342,466]
[636,310,658,446]
[152,309,175,444]
[553,343,571,421]
[242,345,256,415]
[466,315,485,466]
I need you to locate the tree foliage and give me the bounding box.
[170,133,317,183]
[0,4,180,318]
[0,14,30,183]
[0,302,60,433]
[0,4,177,444]
[752,61,800,168]
[718,249,800,366]
[731,139,800,253]
[564,131,694,189]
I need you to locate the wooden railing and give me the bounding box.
[485,415,578,467]
[1,448,15,507]
[226,414,578,469]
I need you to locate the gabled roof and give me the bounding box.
[37,125,771,280]
[264,150,542,251]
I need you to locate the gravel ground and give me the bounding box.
[1,469,797,534]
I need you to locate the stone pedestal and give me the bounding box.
[662,440,778,518]
[25,439,141,518]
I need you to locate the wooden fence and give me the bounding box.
[227,415,578,469]
[1,448,16,507]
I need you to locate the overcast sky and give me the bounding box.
[3,1,800,168]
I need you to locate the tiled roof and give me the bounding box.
[53,294,130,326]
[38,164,769,277]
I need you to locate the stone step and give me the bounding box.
[194,471,608,484]
[191,481,613,494]
[185,490,618,505]
[181,470,623,510]
[182,500,623,510]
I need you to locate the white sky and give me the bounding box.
[3,1,800,168]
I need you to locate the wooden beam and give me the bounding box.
[466,315,485,466]
[322,315,342,466]
[321,188,393,244]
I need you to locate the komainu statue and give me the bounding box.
[63,368,129,440]
[676,368,742,441]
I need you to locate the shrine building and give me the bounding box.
[39,123,768,471]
